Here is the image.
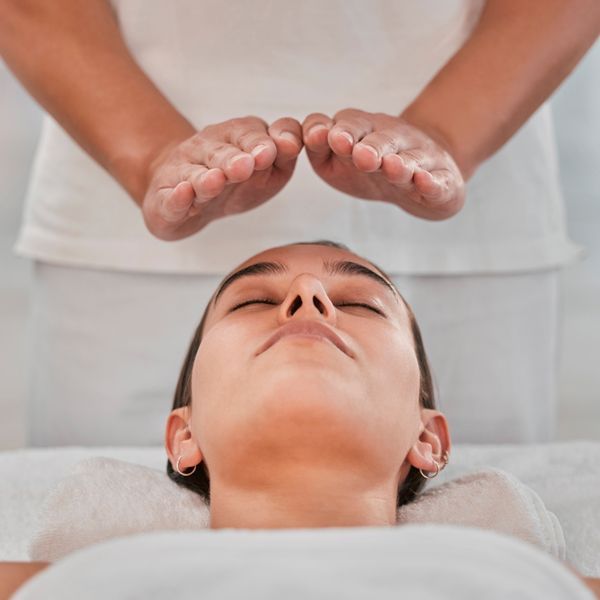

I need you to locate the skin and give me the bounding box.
[165,243,451,530]
[142,117,305,240]
[1,244,599,592]
[1,0,599,592]
[1,0,598,238]
[0,562,49,599]
[301,109,465,221]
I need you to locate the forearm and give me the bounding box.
[584,577,600,599]
[561,561,600,599]
[0,562,49,599]
[400,0,600,180]
[0,0,195,204]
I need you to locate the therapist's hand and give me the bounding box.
[302,108,465,220]
[142,116,303,240]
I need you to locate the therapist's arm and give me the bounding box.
[562,562,600,599]
[0,0,193,202]
[586,578,600,599]
[302,0,599,220]
[0,562,49,599]
[0,0,303,240]
[400,0,600,180]
[584,577,600,599]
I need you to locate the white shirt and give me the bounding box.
[15,0,582,275]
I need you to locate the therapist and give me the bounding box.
[1,0,598,446]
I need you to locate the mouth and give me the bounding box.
[256,321,353,358]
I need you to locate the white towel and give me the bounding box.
[17,526,595,600]
[29,457,565,562]
[396,467,565,558]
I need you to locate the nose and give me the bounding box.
[279,274,336,322]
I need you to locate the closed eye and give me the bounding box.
[229,298,385,316]
[229,298,274,311]
[339,302,384,315]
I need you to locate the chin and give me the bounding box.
[249,378,361,431]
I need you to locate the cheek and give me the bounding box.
[369,331,421,395]
[188,323,251,428]
[357,333,422,463]
[364,332,422,438]
[398,344,421,397]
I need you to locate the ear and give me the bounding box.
[165,406,203,472]
[405,408,451,472]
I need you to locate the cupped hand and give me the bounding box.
[302,108,465,220]
[142,116,303,240]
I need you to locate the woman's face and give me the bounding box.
[180,243,440,497]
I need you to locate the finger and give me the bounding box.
[380,148,439,185]
[192,117,268,182]
[173,163,222,202]
[228,118,278,171]
[200,142,255,183]
[302,113,334,155]
[352,130,403,172]
[188,167,227,203]
[268,118,303,168]
[414,168,466,219]
[380,154,415,185]
[328,113,374,157]
[413,168,454,204]
[158,181,195,224]
[396,148,439,172]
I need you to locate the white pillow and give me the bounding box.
[28,457,565,562]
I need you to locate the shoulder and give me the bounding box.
[0,562,50,599]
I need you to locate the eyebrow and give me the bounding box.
[212,259,399,307]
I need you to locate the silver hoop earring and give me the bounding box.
[176,455,197,477]
[419,459,440,479]
[440,450,450,471]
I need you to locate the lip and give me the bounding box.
[256,320,354,358]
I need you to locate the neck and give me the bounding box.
[208,473,399,530]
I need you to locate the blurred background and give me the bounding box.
[1,42,598,450]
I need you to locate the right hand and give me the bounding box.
[142,116,303,240]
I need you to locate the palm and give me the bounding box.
[186,161,293,221]
[309,147,428,206]
[302,109,465,221]
[142,122,302,241]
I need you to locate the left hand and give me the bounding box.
[302,108,465,220]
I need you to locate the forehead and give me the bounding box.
[237,244,371,271]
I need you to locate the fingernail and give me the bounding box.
[357,143,378,158]
[278,131,299,144]
[250,144,268,157]
[174,181,188,192]
[339,131,354,145]
[307,124,329,137]
[230,153,250,165]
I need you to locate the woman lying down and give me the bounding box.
[3,240,599,599]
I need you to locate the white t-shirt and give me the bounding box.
[15,0,582,275]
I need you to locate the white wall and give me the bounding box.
[551,41,600,439]
[0,63,41,448]
[1,41,599,449]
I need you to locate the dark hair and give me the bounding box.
[166,240,437,509]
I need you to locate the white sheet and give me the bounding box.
[13,526,595,600]
[1,441,599,576]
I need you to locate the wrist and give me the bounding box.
[108,119,196,207]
